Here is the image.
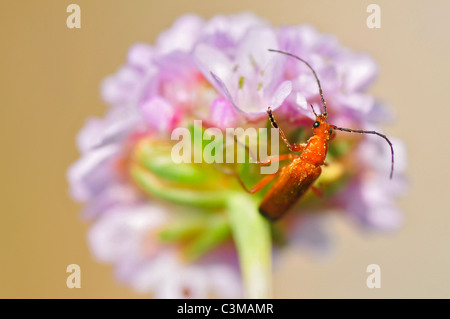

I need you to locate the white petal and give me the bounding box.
[67,144,120,201]
[203,12,268,43]
[208,265,242,298]
[269,80,292,109]
[156,14,204,54]
[193,44,234,94]
[235,27,279,75]
[88,205,167,263]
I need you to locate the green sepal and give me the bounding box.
[130,164,229,208]
[134,139,219,187]
[158,216,207,242]
[182,214,231,261]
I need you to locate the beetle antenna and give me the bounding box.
[331,125,394,179]
[310,104,318,117]
[268,49,327,116]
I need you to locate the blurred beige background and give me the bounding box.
[1,0,449,298]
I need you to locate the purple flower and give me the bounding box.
[68,13,407,298]
[88,203,241,298]
[193,28,292,116]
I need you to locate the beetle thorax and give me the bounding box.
[300,115,331,166]
[300,136,328,166]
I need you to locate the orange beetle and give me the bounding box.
[238,49,394,221]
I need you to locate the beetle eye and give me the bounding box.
[313,121,320,128]
[329,128,333,135]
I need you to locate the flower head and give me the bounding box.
[68,12,407,298]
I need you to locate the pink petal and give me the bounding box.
[87,205,167,263]
[139,96,177,133]
[156,14,204,54]
[127,43,154,70]
[210,97,239,128]
[67,144,120,201]
[337,54,378,92]
[203,12,268,44]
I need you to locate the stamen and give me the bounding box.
[238,76,245,89]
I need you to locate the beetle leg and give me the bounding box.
[236,171,280,194]
[215,162,280,194]
[267,107,306,153]
[216,163,276,194]
[310,185,323,198]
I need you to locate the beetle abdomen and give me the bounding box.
[259,160,321,220]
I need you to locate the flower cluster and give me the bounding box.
[68,13,407,298]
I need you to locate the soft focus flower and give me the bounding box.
[193,29,292,115]
[88,203,242,298]
[68,12,407,298]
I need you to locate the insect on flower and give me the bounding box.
[236,49,395,221]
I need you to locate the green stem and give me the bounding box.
[226,192,272,299]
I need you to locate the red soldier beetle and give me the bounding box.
[235,49,395,221]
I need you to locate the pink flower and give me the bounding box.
[193,28,292,115]
[88,203,241,298]
[68,12,407,298]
